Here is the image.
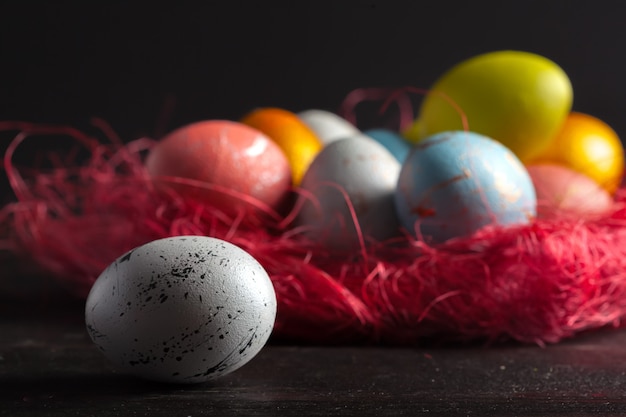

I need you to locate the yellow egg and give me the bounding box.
[404,50,573,161]
[241,107,323,185]
[530,112,624,193]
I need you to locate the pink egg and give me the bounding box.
[526,163,613,219]
[146,120,292,215]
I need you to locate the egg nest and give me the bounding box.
[2,120,626,346]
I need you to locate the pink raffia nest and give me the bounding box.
[2,119,626,347]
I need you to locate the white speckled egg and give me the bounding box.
[295,136,401,250]
[85,236,277,384]
[298,109,361,145]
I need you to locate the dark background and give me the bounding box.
[1,1,624,139]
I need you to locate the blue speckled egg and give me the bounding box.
[85,236,277,384]
[365,128,412,162]
[394,131,536,242]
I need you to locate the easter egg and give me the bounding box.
[364,128,411,162]
[404,50,573,162]
[145,120,292,215]
[529,112,625,193]
[298,109,361,145]
[295,136,401,250]
[241,107,323,185]
[526,164,613,218]
[395,131,537,243]
[85,236,277,384]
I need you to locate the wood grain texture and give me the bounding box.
[2,271,626,416]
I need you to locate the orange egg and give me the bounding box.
[241,107,323,185]
[530,112,625,193]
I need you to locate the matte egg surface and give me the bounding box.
[295,136,401,250]
[85,236,277,384]
[298,109,361,145]
[395,131,537,242]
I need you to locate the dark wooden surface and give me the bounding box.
[3,264,626,417]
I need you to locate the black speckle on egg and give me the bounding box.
[171,266,193,278]
[119,250,134,263]
[238,331,257,354]
[176,356,182,361]
[86,324,106,340]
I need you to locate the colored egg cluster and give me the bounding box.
[145,49,624,248]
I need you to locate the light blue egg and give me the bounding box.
[394,131,536,242]
[364,129,411,162]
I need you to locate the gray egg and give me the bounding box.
[298,109,361,145]
[85,236,277,384]
[295,136,402,250]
